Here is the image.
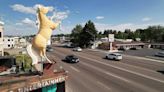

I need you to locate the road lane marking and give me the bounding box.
[80,51,156,73]
[70,66,80,72]
[81,61,131,83]
[55,50,164,83]
[81,61,159,92]
[124,55,164,64]
[77,54,164,84]
[97,81,111,91]
[55,50,160,92]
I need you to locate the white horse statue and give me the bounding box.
[26,6,60,74]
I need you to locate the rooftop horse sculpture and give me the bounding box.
[26,6,60,75]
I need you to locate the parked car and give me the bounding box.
[64,55,79,63]
[105,53,122,61]
[130,47,141,50]
[73,47,82,52]
[46,46,53,52]
[155,52,164,57]
[118,47,130,51]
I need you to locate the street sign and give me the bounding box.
[108,34,114,42]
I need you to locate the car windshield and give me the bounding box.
[68,55,77,59]
[109,53,121,56]
[116,54,122,56]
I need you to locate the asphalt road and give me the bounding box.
[120,48,162,57]
[120,48,164,61]
[47,45,164,92]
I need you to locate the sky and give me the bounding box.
[0,0,164,36]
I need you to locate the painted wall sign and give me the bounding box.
[16,76,67,92]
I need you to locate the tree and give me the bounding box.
[115,31,124,39]
[80,20,97,48]
[70,24,83,46]
[70,20,97,48]
[139,25,164,42]
[103,29,113,37]
[97,31,104,39]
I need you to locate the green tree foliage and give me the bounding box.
[138,26,164,42]
[97,31,104,39]
[70,21,164,48]
[81,20,97,47]
[70,20,97,48]
[101,25,164,42]
[70,24,83,46]
[16,54,32,70]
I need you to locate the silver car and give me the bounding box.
[155,52,164,57]
[106,53,122,61]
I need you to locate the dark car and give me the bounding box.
[64,55,79,63]
[46,46,53,52]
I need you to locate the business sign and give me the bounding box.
[14,75,67,92]
[108,34,114,42]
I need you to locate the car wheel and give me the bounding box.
[106,56,108,59]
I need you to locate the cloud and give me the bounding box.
[15,18,36,28]
[10,4,36,14]
[13,17,72,35]
[0,21,4,25]
[96,16,104,20]
[11,4,69,22]
[10,4,54,15]
[142,17,151,22]
[75,11,80,14]
[22,18,36,27]
[15,23,22,26]
[33,4,54,12]
[4,23,37,36]
[51,10,70,21]
[53,25,74,34]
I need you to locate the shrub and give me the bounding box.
[15,54,32,70]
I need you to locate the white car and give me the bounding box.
[106,53,122,61]
[73,47,82,52]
